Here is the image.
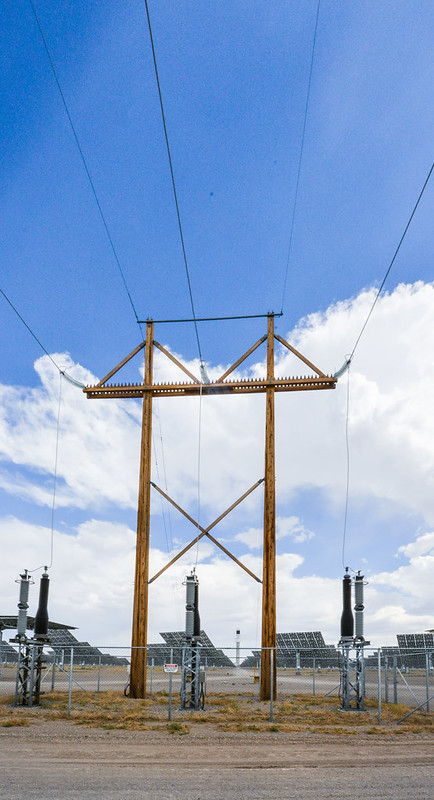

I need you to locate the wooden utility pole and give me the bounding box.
[83,313,336,699]
[130,321,153,697]
[261,315,276,700]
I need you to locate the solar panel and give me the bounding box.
[160,631,234,666]
[240,633,339,667]
[0,615,75,632]
[396,632,434,668]
[275,632,338,667]
[47,629,128,666]
[0,638,19,663]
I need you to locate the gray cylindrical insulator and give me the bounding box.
[184,573,200,639]
[354,610,364,639]
[354,572,364,640]
[193,583,200,637]
[17,572,30,637]
[185,577,196,606]
[340,568,354,639]
[185,608,194,637]
[185,574,198,639]
[34,571,50,637]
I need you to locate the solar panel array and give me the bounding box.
[241,632,339,668]
[158,631,234,667]
[0,638,19,664]
[47,629,128,666]
[0,615,74,632]
[395,633,434,668]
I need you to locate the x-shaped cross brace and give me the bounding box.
[148,478,264,584]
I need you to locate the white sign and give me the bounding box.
[164,663,178,673]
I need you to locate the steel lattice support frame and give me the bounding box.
[12,639,46,706]
[180,643,202,710]
[340,641,367,711]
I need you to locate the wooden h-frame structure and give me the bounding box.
[83,314,336,700]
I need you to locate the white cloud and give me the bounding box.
[277,515,314,543]
[235,517,314,549]
[0,353,142,510]
[2,283,434,648]
[398,532,434,559]
[234,526,262,549]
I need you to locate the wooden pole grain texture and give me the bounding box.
[260,314,277,701]
[130,321,153,698]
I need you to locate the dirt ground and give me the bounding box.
[0,720,433,800]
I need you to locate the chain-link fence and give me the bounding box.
[1,644,432,722]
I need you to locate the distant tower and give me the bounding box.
[235,629,241,666]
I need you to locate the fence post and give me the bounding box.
[312,657,316,696]
[377,649,382,724]
[384,656,389,703]
[97,656,101,692]
[68,647,73,717]
[425,652,430,712]
[51,659,56,691]
[393,655,398,704]
[150,657,154,693]
[168,672,173,721]
[269,648,274,722]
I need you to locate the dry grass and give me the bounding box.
[0,690,432,735]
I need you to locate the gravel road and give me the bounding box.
[0,721,432,800]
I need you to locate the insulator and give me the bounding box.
[184,573,199,640]
[334,358,352,379]
[185,575,196,606]
[185,607,194,638]
[34,571,50,637]
[340,568,354,639]
[17,571,30,637]
[354,571,364,640]
[193,582,200,637]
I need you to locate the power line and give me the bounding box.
[348,162,434,362]
[1,288,61,373]
[338,162,433,568]
[341,365,351,570]
[143,0,204,364]
[142,0,207,562]
[280,0,321,315]
[0,286,85,386]
[28,0,143,339]
[138,312,283,324]
[29,370,63,574]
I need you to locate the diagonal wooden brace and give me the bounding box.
[148,479,263,583]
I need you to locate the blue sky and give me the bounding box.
[1,1,433,649]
